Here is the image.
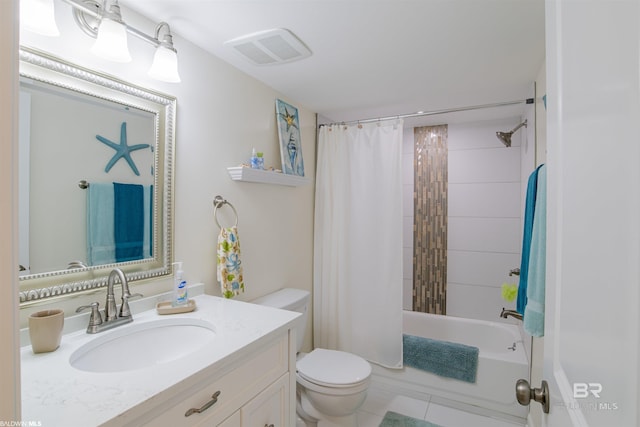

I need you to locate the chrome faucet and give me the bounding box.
[76,268,143,334]
[500,307,523,321]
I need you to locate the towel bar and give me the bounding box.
[213,195,238,228]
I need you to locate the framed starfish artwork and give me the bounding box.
[276,99,305,176]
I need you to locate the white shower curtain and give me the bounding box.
[314,120,403,368]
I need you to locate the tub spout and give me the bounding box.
[500,307,523,321]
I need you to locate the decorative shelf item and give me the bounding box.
[226,166,310,187]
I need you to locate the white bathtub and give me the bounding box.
[372,311,529,418]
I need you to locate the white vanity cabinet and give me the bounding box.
[135,332,294,427]
[218,374,290,427]
[21,293,299,427]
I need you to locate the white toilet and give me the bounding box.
[252,288,371,427]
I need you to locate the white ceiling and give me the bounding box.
[122,0,545,125]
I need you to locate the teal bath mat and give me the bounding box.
[403,334,479,383]
[379,411,441,427]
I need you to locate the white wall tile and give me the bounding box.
[403,128,414,154]
[448,148,521,184]
[448,118,523,151]
[405,118,523,322]
[448,250,521,287]
[403,184,414,215]
[403,278,413,310]
[403,153,414,185]
[446,283,506,322]
[448,217,521,253]
[403,216,414,249]
[403,247,413,280]
[449,182,521,218]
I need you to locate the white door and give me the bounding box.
[535,0,640,426]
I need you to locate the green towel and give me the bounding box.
[379,411,441,427]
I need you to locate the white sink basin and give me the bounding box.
[69,318,216,373]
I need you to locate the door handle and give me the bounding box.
[515,379,550,414]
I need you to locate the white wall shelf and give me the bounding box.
[227,166,310,187]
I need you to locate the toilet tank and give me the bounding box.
[252,288,309,353]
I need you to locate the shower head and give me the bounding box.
[496,120,528,147]
[496,131,513,147]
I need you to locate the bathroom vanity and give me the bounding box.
[20,291,299,426]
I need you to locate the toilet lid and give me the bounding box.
[297,348,371,387]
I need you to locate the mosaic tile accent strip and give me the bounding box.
[413,125,448,314]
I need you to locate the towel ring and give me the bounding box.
[213,195,238,228]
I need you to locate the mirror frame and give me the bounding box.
[18,47,176,305]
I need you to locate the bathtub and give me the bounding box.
[372,311,529,418]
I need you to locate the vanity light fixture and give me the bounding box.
[21,0,181,83]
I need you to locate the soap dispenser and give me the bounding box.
[172,262,188,307]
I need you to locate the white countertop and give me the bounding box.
[20,289,300,427]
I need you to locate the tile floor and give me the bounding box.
[356,381,527,427]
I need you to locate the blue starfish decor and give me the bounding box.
[96,122,150,176]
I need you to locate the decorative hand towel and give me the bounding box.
[87,182,115,265]
[403,334,478,383]
[217,226,245,298]
[517,164,543,314]
[114,183,144,262]
[524,164,547,337]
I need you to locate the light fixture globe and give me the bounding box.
[21,0,60,37]
[148,45,181,83]
[90,17,132,62]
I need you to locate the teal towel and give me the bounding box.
[524,165,547,337]
[86,183,115,265]
[403,334,478,383]
[143,185,153,259]
[379,411,441,427]
[114,183,144,262]
[517,165,542,314]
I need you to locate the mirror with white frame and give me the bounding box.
[18,47,175,305]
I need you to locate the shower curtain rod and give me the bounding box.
[319,98,535,127]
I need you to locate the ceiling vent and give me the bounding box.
[224,28,311,65]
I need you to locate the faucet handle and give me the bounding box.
[119,293,143,318]
[76,302,103,327]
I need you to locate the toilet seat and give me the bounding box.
[296,348,371,388]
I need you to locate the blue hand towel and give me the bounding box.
[143,185,153,259]
[524,165,547,337]
[517,165,543,314]
[87,183,115,265]
[114,183,144,262]
[403,334,478,383]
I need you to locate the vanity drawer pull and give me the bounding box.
[184,391,221,417]
[265,424,275,427]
